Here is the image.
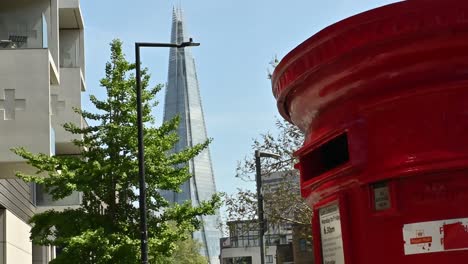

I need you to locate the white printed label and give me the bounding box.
[403,218,468,255]
[373,184,390,210]
[319,203,345,264]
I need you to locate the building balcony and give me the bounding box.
[34,184,82,213]
[59,0,85,74]
[52,67,85,155]
[59,0,84,30]
[0,49,57,179]
[53,0,85,156]
[60,30,84,70]
[0,0,60,70]
[0,14,48,50]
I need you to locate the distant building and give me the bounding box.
[220,170,314,263]
[220,223,310,264]
[160,7,221,264]
[0,0,86,263]
[219,172,296,264]
[220,220,279,264]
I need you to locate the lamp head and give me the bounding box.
[180,37,200,47]
[255,150,281,159]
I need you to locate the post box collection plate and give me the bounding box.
[319,203,345,264]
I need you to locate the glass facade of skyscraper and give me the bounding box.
[161,8,221,264]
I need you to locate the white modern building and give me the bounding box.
[0,0,85,263]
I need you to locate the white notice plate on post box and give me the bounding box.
[319,203,345,264]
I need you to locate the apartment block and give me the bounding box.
[0,0,85,263]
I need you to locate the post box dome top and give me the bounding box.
[272,0,468,129]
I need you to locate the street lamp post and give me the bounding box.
[135,39,200,264]
[255,150,281,264]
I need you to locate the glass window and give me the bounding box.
[42,13,48,48]
[266,255,274,263]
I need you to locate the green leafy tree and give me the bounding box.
[13,39,219,264]
[157,230,208,264]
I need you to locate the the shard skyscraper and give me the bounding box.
[161,8,221,264]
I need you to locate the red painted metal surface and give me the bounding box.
[272,0,468,263]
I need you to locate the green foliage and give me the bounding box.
[155,229,208,264]
[12,39,220,263]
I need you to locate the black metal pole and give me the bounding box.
[134,40,199,264]
[255,150,265,264]
[135,43,148,264]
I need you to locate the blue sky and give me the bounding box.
[80,0,400,208]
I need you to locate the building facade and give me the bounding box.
[161,7,221,264]
[220,171,313,264]
[220,220,279,264]
[0,0,85,262]
[220,220,310,264]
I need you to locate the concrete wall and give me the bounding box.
[51,67,83,155]
[0,210,32,264]
[0,49,51,164]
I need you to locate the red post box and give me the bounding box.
[272,1,468,263]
